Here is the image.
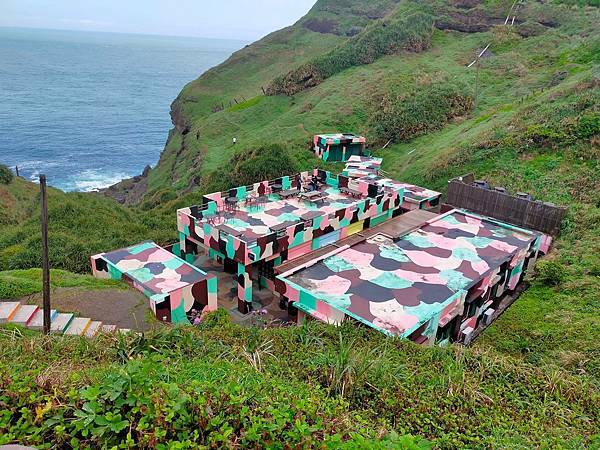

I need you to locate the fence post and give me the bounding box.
[40,174,51,334]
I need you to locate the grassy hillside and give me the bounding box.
[0,0,598,446]
[0,269,122,300]
[130,0,597,200]
[380,72,600,381]
[1,315,598,448]
[0,177,176,274]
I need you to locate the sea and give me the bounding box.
[0,27,244,191]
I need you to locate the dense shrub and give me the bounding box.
[267,7,434,96]
[0,190,176,274]
[574,112,600,139]
[0,320,598,447]
[536,260,567,286]
[139,188,178,211]
[303,17,339,34]
[0,164,13,184]
[205,144,300,192]
[517,20,548,37]
[369,82,474,145]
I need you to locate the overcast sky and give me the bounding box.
[0,0,319,40]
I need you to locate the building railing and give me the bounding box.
[446,174,567,236]
[177,169,406,265]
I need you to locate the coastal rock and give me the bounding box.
[101,165,150,205]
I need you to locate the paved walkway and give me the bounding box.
[194,256,291,326]
[20,287,150,331]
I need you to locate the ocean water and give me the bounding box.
[0,27,244,191]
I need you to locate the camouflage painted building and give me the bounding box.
[313,133,367,162]
[275,209,552,345]
[90,155,554,339]
[91,241,217,324]
[343,155,383,178]
[177,168,411,313]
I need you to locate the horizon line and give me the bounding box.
[0,25,252,43]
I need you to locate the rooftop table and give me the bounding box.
[299,190,328,205]
[225,197,238,211]
[339,186,363,198]
[279,188,300,199]
[301,211,322,221]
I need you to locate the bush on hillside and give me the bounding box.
[368,81,474,145]
[0,191,176,274]
[267,7,434,96]
[0,164,13,184]
[536,260,567,286]
[205,144,300,192]
[1,318,598,447]
[303,17,339,34]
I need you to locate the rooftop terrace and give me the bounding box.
[177,170,407,264]
[199,185,372,244]
[92,242,212,301]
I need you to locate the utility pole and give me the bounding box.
[40,174,51,335]
[474,52,481,111]
[467,44,490,111]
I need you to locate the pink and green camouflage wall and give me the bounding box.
[275,210,549,345]
[313,133,367,162]
[91,241,217,324]
[176,169,405,311]
[177,171,405,267]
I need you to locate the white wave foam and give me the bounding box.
[68,169,130,192]
[17,160,60,169]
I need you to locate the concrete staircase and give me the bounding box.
[0,301,131,337]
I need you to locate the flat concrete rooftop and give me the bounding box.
[201,186,364,243]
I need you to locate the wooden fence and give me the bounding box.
[446,180,567,236]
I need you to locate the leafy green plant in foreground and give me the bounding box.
[0,319,597,448]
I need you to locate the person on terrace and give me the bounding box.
[294,173,302,191]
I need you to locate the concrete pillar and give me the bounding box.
[237,263,253,314]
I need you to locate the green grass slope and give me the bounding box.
[0,269,122,300]
[141,0,597,198]
[396,74,600,383]
[1,316,598,448]
[0,177,177,274]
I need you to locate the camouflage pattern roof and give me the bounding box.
[360,175,442,205]
[343,156,383,178]
[191,177,403,244]
[280,210,537,336]
[96,241,211,297]
[199,188,362,243]
[315,133,366,145]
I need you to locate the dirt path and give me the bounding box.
[20,288,152,331]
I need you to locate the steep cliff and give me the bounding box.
[105,0,595,207]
